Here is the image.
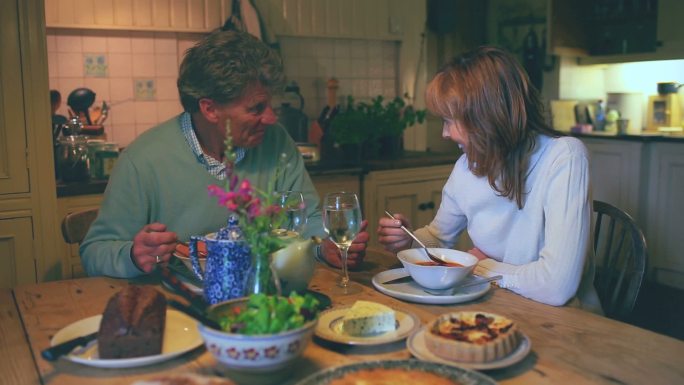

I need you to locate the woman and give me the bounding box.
[378,46,601,312]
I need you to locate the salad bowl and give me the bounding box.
[198,295,318,372]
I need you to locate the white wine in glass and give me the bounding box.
[275,190,307,234]
[323,192,362,294]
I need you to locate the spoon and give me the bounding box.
[423,275,503,296]
[384,210,447,265]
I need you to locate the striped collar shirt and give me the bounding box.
[179,112,245,180]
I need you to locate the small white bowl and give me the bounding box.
[198,298,317,372]
[397,248,478,290]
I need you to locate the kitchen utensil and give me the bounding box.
[277,82,308,142]
[657,82,682,95]
[422,275,503,296]
[607,93,643,134]
[384,210,446,265]
[158,264,210,314]
[67,88,96,125]
[41,331,98,361]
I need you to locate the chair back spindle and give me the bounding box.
[592,200,647,321]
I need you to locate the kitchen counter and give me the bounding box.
[570,131,684,143]
[56,151,460,197]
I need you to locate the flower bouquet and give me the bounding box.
[207,120,289,297]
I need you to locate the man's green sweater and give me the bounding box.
[80,116,323,278]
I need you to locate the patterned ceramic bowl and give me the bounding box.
[198,298,317,372]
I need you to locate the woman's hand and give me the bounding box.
[467,247,488,261]
[377,213,413,252]
[131,223,178,273]
[321,220,369,269]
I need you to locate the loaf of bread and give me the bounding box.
[98,285,167,359]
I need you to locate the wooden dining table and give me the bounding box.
[2,248,683,385]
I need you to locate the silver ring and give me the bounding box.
[155,255,161,264]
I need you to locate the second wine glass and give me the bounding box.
[274,190,307,235]
[322,192,362,294]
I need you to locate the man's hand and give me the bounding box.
[321,220,369,269]
[131,223,178,273]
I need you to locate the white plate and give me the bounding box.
[50,309,203,368]
[372,268,491,305]
[295,359,497,385]
[407,327,532,370]
[314,306,420,346]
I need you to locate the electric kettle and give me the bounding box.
[276,82,309,143]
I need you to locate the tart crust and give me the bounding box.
[424,311,520,363]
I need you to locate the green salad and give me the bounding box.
[217,292,320,335]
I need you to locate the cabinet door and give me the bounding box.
[311,174,361,205]
[0,0,29,195]
[378,180,442,230]
[582,138,644,222]
[646,143,684,289]
[255,0,400,39]
[45,0,224,32]
[656,0,684,55]
[0,217,34,288]
[364,165,452,248]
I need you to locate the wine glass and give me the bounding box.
[274,190,307,235]
[323,192,362,294]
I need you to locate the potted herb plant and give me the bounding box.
[328,95,426,160]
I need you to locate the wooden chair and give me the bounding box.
[593,200,647,321]
[61,208,99,244]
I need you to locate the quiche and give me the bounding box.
[328,367,460,385]
[424,311,519,363]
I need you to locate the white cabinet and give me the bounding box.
[1,0,60,288]
[0,217,35,288]
[45,0,227,32]
[549,0,684,64]
[581,138,645,223]
[254,0,411,40]
[645,142,684,289]
[363,165,452,248]
[311,173,361,203]
[581,136,684,289]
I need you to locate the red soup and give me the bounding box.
[416,261,464,268]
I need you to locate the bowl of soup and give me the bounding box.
[396,248,478,290]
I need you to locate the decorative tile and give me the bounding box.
[84,54,108,77]
[134,79,156,101]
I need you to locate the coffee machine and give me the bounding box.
[646,82,682,131]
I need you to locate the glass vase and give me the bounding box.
[244,250,282,297]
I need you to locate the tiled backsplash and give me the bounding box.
[48,29,202,146]
[278,37,399,119]
[48,30,399,147]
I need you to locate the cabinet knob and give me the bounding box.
[418,202,435,211]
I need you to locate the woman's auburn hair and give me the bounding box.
[426,46,560,209]
[177,30,285,113]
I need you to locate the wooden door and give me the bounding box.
[0,217,35,288]
[0,0,30,195]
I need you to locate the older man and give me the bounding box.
[81,30,368,277]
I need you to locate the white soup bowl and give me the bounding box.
[397,248,478,290]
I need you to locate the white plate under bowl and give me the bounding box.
[407,326,532,370]
[372,268,491,305]
[314,306,419,346]
[50,309,203,368]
